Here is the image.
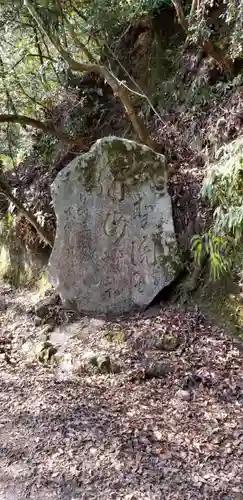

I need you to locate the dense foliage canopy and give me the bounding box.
[0,0,242,166]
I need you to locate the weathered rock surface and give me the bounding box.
[81,351,113,374]
[34,293,60,318]
[48,137,176,315]
[144,361,173,379]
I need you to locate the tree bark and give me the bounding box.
[0,114,89,149]
[0,177,54,248]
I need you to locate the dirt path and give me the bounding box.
[0,284,243,500]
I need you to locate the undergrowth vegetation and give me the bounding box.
[191,138,243,280]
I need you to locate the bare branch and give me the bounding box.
[24,0,155,150]
[12,70,48,111]
[10,53,58,71]
[0,176,53,248]
[0,114,89,148]
[105,44,166,126]
[0,54,17,114]
[33,24,44,67]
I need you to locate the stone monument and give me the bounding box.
[48,137,176,315]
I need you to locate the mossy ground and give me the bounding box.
[191,276,243,340]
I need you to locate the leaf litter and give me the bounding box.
[0,284,243,500]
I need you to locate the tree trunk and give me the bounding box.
[0,177,53,248]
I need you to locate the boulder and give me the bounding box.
[96,354,112,374]
[144,361,173,379]
[82,351,98,368]
[35,341,57,364]
[22,339,57,364]
[34,316,42,327]
[34,293,60,318]
[48,137,176,315]
[155,332,180,351]
[175,389,191,402]
[81,351,113,374]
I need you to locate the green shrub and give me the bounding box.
[191,138,243,279]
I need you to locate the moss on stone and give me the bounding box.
[107,139,166,186]
[74,138,166,193]
[104,329,125,344]
[192,277,243,340]
[76,153,97,193]
[154,236,183,277]
[35,341,58,364]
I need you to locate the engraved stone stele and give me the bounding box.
[48,137,176,315]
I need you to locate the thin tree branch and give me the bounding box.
[24,0,155,149]
[0,54,17,114]
[55,0,68,47]
[33,24,44,66]
[13,70,47,111]
[0,176,53,248]
[104,44,166,126]
[171,0,233,77]
[0,114,89,148]
[70,8,166,128]
[10,53,58,71]
[65,20,96,63]
[40,34,63,85]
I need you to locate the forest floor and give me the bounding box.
[0,283,243,500]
